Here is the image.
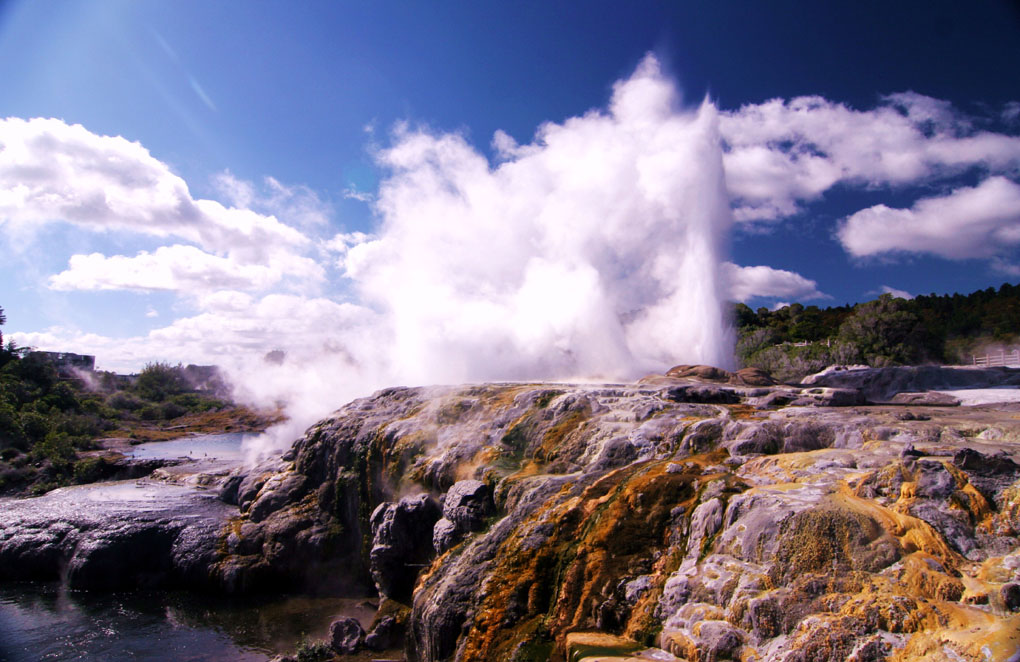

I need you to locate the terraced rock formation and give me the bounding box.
[3,366,1020,661]
[212,368,1020,661]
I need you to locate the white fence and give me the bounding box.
[973,350,1020,367]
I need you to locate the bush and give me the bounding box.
[32,430,77,470]
[295,639,333,662]
[138,404,163,421]
[160,401,187,420]
[73,457,110,484]
[107,391,144,411]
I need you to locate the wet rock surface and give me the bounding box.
[3,365,1020,661]
[0,481,232,590]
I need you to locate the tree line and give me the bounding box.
[735,282,1020,381]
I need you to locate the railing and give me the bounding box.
[973,350,1020,367]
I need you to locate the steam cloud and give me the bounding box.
[228,55,736,456]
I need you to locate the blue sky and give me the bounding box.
[2,0,1019,389]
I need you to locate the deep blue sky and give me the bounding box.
[1,0,1019,371]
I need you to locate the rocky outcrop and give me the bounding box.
[4,366,1020,662]
[802,364,1020,401]
[0,482,231,590]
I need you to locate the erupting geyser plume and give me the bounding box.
[235,55,735,457]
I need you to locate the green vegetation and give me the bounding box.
[0,306,269,494]
[736,282,1020,381]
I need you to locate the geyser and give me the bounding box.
[348,54,734,382]
[234,54,734,457]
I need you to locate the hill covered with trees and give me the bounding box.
[736,282,1020,381]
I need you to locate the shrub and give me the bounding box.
[138,404,163,421]
[295,639,333,662]
[107,391,144,411]
[32,430,77,469]
[159,401,187,420]
[73,457,110,484]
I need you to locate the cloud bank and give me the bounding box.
[719,92,1020,223]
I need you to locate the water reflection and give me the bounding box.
[127,432,254,462]
[0,583,374,661]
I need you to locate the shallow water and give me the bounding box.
[0,432,375,661]
[0,583,376,662]
[127,432,255,462]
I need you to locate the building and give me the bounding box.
[28,351,96,375]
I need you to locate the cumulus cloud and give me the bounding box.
[48,244,324,292]
[723,263,828,302]
[0,117,308,255]
[838,176,1020,259]
[719,94,1020,222]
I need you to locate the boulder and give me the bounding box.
[433,480,494,554]
[364,614,399,651]
[328,616,364,654]
[666,365,733,381]
[665,384,741,405]
[733,367,777,386]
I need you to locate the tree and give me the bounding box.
[133,362,188,402]
[837,294,921,366]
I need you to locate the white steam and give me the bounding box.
[236,55,735,459]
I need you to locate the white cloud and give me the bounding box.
[723,263,828,302]
[0,118,308,254]
[342,186,373,203]
[211,171,331,230]
[838,176,1020,259]
[48,244,324,292]
[720,95,1020,222]
[879,285,914,299]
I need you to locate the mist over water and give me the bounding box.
[234,55,735,459]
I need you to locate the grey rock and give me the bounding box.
[790,387,866,407]
[328,616,364,654]
[914,460,956,499]
[218,472,245,505]
[432,518,458,554]
[890,391,961,406]
[370,493,441,600]
[364,614,399,651]
[665,384,741,404]
[1002,583,1020,611]
[442,480,493,531]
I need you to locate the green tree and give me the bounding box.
[133,362,188,402]
[837,294,921,366]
